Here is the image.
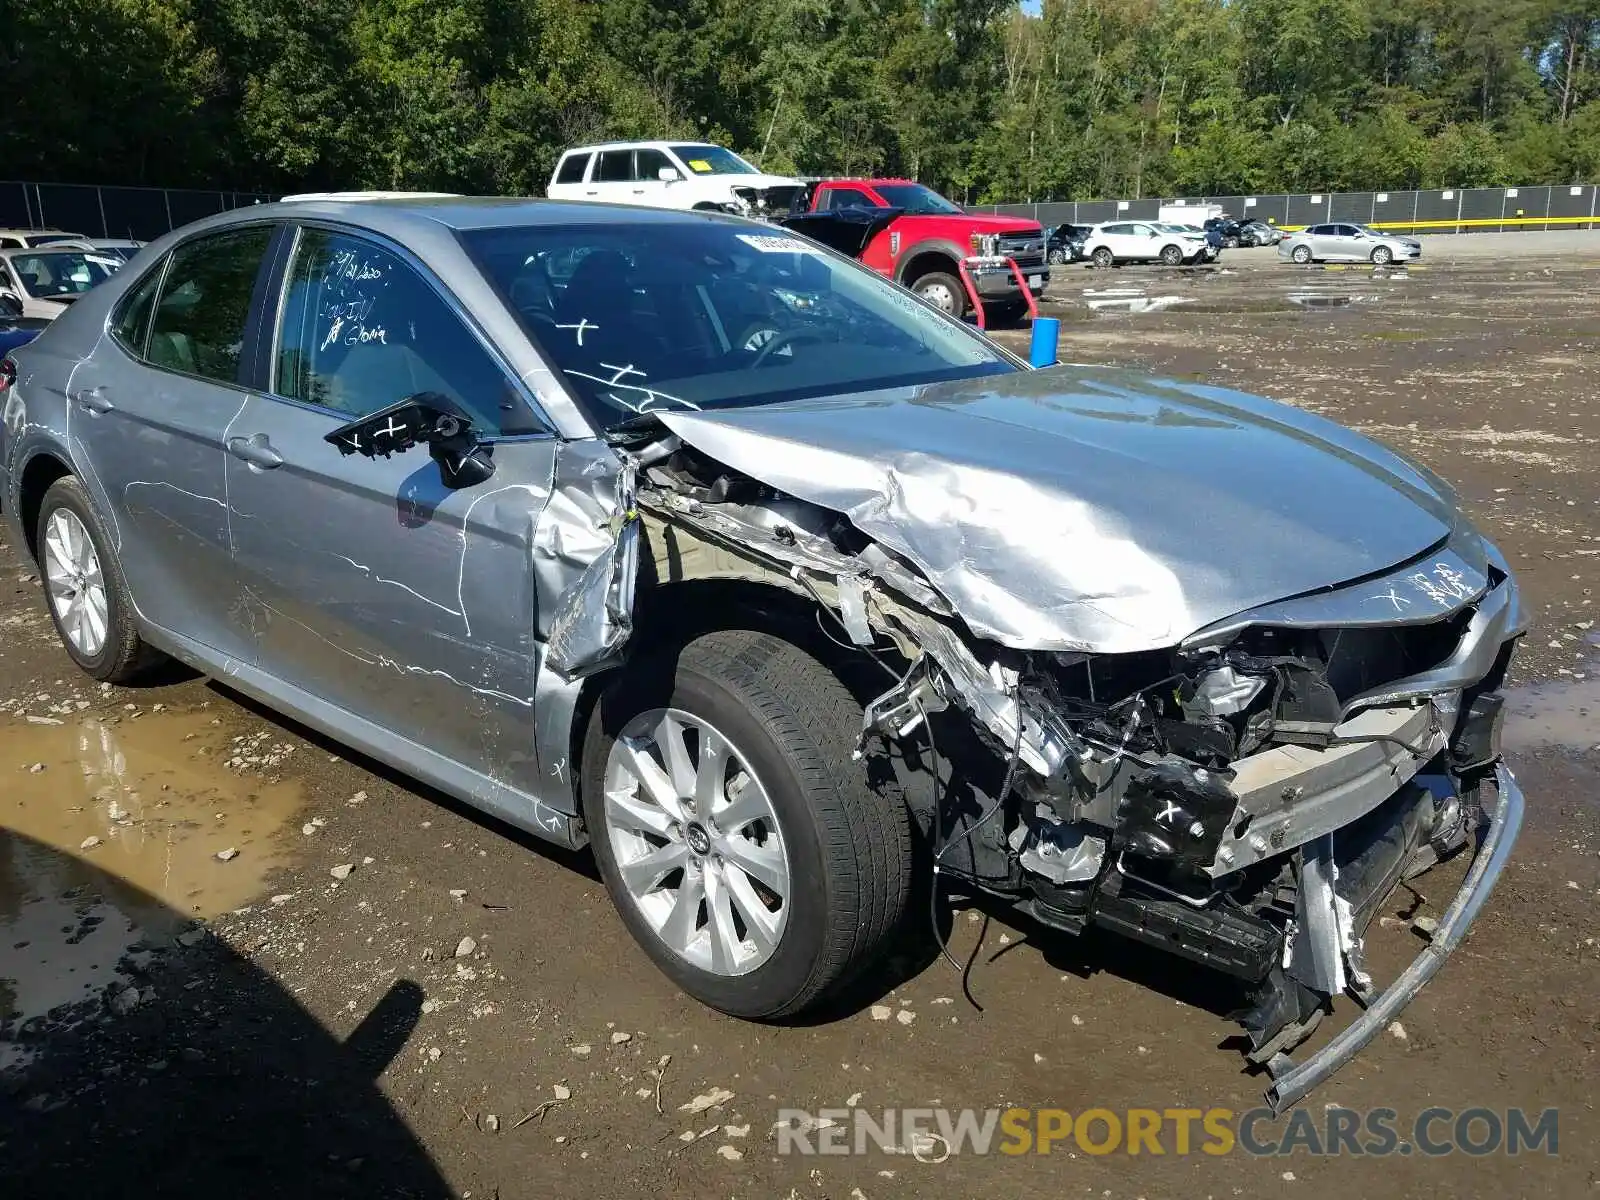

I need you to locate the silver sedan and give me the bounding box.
[1280,222,1422,265]
[0,196,1521,1109]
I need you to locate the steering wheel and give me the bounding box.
[750,327,824,367]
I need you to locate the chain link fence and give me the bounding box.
[974,184,1600,235]
[1,181,277,241]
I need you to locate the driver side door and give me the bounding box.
[224,223,561,797]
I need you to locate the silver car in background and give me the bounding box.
[0,196,1522,1111]
[1280,223,1422,265]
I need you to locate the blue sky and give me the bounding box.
[1021,0,1042,14]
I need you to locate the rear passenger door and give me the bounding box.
[66,223,278,659]
[590,149,636,206]
[224,223,561,797]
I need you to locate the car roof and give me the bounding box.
[818,178,916,187]
[127,195,758,244]
[0,228,75,236]
[560,140,723,154]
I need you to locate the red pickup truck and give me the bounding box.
[785,179,1049,321]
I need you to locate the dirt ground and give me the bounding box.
[1,239,1597,1199]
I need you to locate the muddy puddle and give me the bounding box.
[1503,676,1600,754]
[1,709,305,1052]
[1058,287,1384,316]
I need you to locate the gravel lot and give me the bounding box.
[2,236,1597,1199]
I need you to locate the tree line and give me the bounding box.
[4,0,1599,205]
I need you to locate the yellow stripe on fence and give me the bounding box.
[1275,215,1599,232]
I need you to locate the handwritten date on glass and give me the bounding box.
[325,394,465,460]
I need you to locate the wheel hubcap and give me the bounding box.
[603,708,791,976]
[919,282,956,312]
[42,508,108,658]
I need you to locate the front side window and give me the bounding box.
[462,220,1015,430]
[273,227,541,435]
[146,226,273,383]
[823,187,876,210]
[634,148,673,180]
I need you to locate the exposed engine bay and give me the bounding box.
[551,412,1525,1111]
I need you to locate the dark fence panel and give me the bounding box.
[1245,194,1292,228]
[1459,187,1504,232]
[32,184,106,237]
[0,181,277,242]
[1548,183,1598,229]
[1034,202,1076,226]
[1286,193,1330,228]
[1415,189,1461,233]
[96,187,175,240]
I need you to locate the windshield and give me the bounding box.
[668,145,760,176]
[7,251,122,298]
[871,184,962,215]
[462,221,1015,429]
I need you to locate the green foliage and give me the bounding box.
[2,0,1599,198]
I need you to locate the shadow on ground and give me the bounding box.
[0,829,452,1199]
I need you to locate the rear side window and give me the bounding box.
[147,226,273,384]
[111,259,166,357]
[273,227,541,435]
[596,150,633,183]
[555,153,590,185]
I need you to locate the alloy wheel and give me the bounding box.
[602,707,791,976]
[42,508,108,658]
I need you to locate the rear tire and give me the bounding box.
[1291,244,1313,264]
[1091,247,1114,268]
[35,475,160,684]
[581,631,913,1019]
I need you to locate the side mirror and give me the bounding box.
[658,166,681,183]
[325,392,496,490]
[0,292,20,318]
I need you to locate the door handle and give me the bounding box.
[227,434,284,469]
[584,190,598,196]
[71,387,113,414]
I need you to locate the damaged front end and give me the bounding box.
[564,397,1525,1111]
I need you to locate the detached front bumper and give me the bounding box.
[1262,763,1523,1112]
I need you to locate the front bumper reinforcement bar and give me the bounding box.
[1263,764,1524,1113]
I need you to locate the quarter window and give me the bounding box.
[555,153,590,185]
[146,226,274,384]
[273,227,540,435]
[112,259,166,357]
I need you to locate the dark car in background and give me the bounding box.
[1237,218,1283,246]
[1047,223,1093,265]
[1204,216,1245,248]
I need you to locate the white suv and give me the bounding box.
[1083,220,1209,267]
[546,141,805,216]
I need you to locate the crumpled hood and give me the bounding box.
[657,366,1464,653]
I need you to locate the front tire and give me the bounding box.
[581,631,913,1019]
[1370,245,1393,265]
[1291,244,1313,264]
[1159,244,1184,266]
[911,271,967,317]
[35,475,159,683]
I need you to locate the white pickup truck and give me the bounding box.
[546,141,805,217]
